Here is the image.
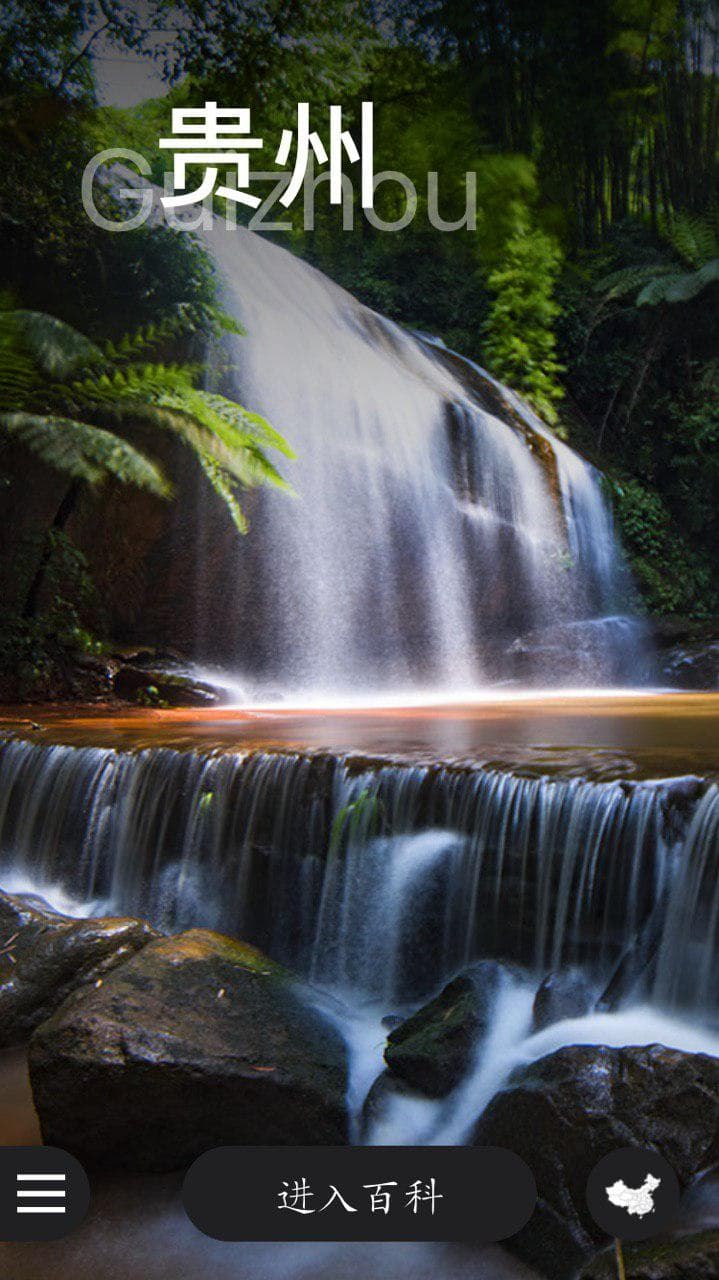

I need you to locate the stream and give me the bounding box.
[0,192,717,1278]
[0,695,718,1277]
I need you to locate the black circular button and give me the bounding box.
[586,1147,679,1242]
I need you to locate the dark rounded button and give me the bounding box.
[586,1147,680,1242]
[183,1144,536,1242]
[0,1146,90,1242]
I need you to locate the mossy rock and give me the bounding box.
[0,889,159,1048]
[385,959,512,1097]
[29,928,349,1172]
[472,1044,719,1280]
[112,663,221,706]
[581,1231,719,1279]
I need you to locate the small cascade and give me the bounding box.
[0,738,714,1016]
[653,783,719,1009]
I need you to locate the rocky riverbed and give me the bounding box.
[1,886,718,1279]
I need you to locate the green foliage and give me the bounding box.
[2,0,718,637]
[0,2,94,96]
[0,303,294,530]
[0,92,218,339]
[610,476,719,618]
[484,218,565,424]
[473,156,545,268]
[329,790,384,859]
[556,215,719,615]
[1,412,168,494]
[134,684,168,708]
[0,531,101,699]
[101,302,245,361]
[599,214,719,308]
[404,0,718,237]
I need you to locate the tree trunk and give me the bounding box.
[22,481,82,620]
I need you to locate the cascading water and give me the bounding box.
[186,217,647,692]
[653,783,719,1009]
[0,737,714,1021]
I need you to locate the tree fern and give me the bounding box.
[0,309,102,379]
[196,449,248,533]
[664,212,719,270]
[102,302,245,363]
[598,214,719,307]
[0,304,294,525]
[0,412,169,493]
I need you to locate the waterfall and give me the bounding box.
[0,737,713,1016]
[653,784,719,1009]
[182,218,647,693]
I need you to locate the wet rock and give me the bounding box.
[381,1014,404,1032]
[532,968,596,1032]
[505,617,650,687]
[112,663,221,707]
[660,775,706,809]
[0,653,118,705]
[384,960,511,1098]
[597,911,664,1011]
[29,929,349,1172]
[661,642,719,690]
[109,645,183,666]
[472,1044,719,1280]
[580,1231,719,1279]
[360,1068,426,1140]
[653,617,719,691]
[0,890,158,1048]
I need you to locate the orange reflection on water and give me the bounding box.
[1,691,717,779]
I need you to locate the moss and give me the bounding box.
[581,1230,719,1279]
[152,929,283,977]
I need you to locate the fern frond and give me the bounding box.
[200,394,297,459]
[665,213,719,269]
[84,397,237,467]
[157,393,295,492]
[75,391,285,493]
[636,271,686,305]
[0,412,170,495]
[230,437,295,491]
[103,302,246,362]
[0,345,36,409]
[68,362,198,406]
[661,259,719,304]
[597,263,675,298]
[0,303,292,529]
[196,450,248,532]
[0,310,103,379]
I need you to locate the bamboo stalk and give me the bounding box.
[615,1237,627,1280]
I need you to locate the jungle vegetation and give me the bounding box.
[0,0,717,693]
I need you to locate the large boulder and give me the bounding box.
[0,890,158,1047]
[384,960,511,1097]
[580,1231,719,1279]
[532,968,596,1032]
[29,929,349,1172]
[472,1044,719,1280]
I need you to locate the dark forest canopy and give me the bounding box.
[3,1,717,235]
[0,0,717,668]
